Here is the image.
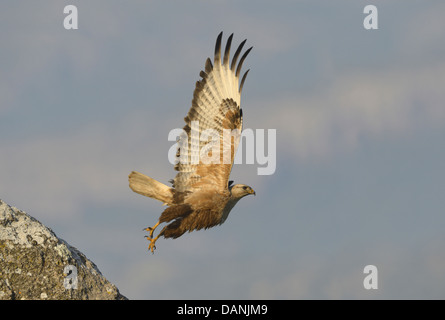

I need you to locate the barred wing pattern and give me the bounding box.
[172,32,252,194]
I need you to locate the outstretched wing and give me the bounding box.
[172,32,252,194]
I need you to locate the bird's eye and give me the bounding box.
[243,186,248,190]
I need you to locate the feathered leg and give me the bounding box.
[144,218,189,253]
[143,204,195,253]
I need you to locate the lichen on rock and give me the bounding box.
[0,199,127,300]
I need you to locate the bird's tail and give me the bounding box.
[128,171,173,205]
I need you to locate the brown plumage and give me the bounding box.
[129,32,255,253]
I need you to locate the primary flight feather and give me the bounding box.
[129,32,255,253]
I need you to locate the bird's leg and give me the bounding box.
[145,226,167,254]
[144,220,160,239]
[146,234,159,253]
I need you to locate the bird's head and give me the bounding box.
[229,184,256,199]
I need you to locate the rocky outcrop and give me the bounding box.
[0,199,127,300]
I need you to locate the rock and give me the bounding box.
[0,199,127,300]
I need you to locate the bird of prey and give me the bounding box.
[129,32,255,253]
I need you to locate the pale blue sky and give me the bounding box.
[1,0,445,299]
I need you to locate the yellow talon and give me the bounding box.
[144,221,161,239]
[146,235,159,254]
[144,221,165,254]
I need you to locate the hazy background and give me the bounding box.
[1,0,445,299]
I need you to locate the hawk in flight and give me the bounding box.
[129,32,255,253]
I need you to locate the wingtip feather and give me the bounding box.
[214,32,223,65]
[239,69,250,94]
[223,33,233,67]
[236,46,253,78]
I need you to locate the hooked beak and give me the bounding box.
[250,189,256,196]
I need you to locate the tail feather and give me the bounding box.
[128,171,173,205]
